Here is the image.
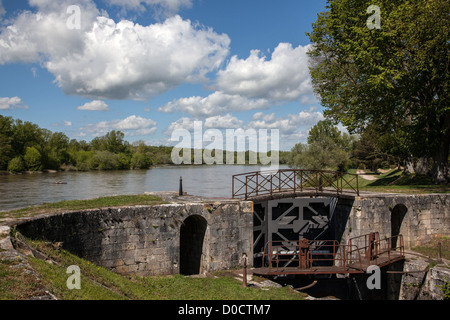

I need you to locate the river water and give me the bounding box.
[0,165,288,211]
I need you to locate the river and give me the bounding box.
[0,165,288,211]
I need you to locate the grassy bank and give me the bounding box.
[345,169,450,194]
[1,239,305,300]
[411,237,450,261]
[0,194,167,221]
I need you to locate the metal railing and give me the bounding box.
[261,239,364,275]
[232,169,359,199]
[259,233,405,275]
[347,233,405,267]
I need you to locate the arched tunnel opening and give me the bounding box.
[391,204,407,248]
[179,215,207,275]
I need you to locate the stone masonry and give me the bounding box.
[14,198,254,277]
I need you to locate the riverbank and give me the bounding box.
[0,193,305,301]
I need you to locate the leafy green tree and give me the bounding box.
[351,125,393,171]
[288,121,353,171]
[91,151,118,170]
[117,152,131,170]
[104,130,127,154]
[10,119,43,157]
[0,134,12,170]
[74,150,95,171]
[307,0,449,183]
[24,147,42,171]
[130,152,152,170]
[7,156,25,173]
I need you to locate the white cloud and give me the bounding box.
[0,96,28,110]
[247,109,324,149]
[76,100,109,111]
[158,91,270,118]
[81,115,157,137]
[166,113,243,134]
[166,117,195,134]
[63,121,72,126]
[215,43,316,103]
[204,114,243,129]
[0,1,230,101]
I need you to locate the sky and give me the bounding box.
[0,0,328,151]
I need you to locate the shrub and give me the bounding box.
[7,156,25,173]
[92,151,118,170]
[130,153,152,170]
[24,147,42,171]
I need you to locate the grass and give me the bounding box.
[411,236,450,261]
[0,194,168,220]
[0,257,49,300]
[6,239,306,301]
[344,169,450,194]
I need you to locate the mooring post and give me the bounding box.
[242,253,248,287]
[179,176,183,196]
[437,241,442,263]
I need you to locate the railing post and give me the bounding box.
[356,173,360,196]
[245,176,248,200]
[270,174,273,195]
[232,176,235,199]
[269,242,272,273]
[293,171,296,193]
[300,170,303,192]
[279,170,281,193]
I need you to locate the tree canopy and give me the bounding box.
[288,120,354,172]
[307,0,449,183]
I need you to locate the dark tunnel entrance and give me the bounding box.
[391,204,407,248]
[180,215,207,275]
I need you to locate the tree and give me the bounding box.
[24,146,42,171]
[10,119,44,157]
[90,151,118,170]
[288,120,353,172]
[351,125,393,171]
[307,0,449,183]
[7,156,25,173]
[0,134,12,170]
[130,152,152,170]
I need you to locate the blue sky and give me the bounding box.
[0,0,328,150]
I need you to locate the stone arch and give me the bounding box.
[179,215,208,275]
[391,204,408,248]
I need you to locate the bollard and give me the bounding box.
[242,253,248,287]
[179,176,183,196]
[437,241,442,263]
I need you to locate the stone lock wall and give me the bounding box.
[332,194,450,249]
[15,201,254,277]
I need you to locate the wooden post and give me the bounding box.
[437,242,442,263]
[179,176,183,196]
[242,253,248,287]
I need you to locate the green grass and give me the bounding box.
[14,240,305,301]
[0,257,49,300]
[343,169,450,194]
[0,194,168,220]
[411,237,450,261]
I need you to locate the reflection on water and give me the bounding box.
[0,165,288,211]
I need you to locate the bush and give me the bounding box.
[91,151,118,170]
[130,153,152,170]
[24,147,42,171]
[7,156,25,173]
[117,153,131,170]
[74,150,94,171]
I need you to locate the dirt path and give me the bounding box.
[356,169,378,181]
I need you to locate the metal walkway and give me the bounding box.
[232,169,359,200]
[253,233,405,276]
